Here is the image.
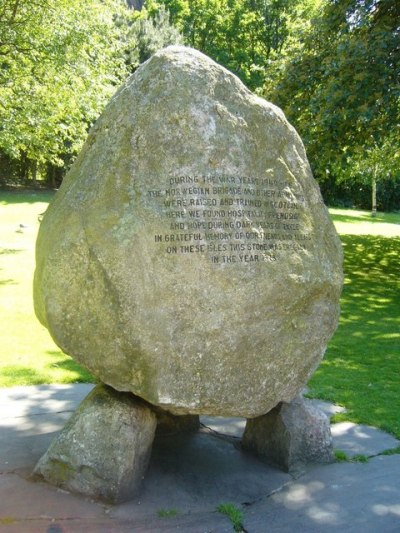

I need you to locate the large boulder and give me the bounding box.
[34,46,343,418]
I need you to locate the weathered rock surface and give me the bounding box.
[34,46,343,417]
[242,395,333,472]
[33,384,157,503]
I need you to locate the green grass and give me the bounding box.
[329,208,400,239]
[0,190,94,386]
[308,208,400,438]
[1,193,399,440]
[334,450,369,463]
[379,446,400,456]
[329,207,400,230]
[216,502,245,532]
[334,449,349,462]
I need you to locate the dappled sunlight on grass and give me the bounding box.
[308,233,400,438]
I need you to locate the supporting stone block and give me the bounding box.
[242,395,333,473]
[33,384,157,503]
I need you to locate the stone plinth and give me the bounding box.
[33,384,157,503]
[242,396,333,473]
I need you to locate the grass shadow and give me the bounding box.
[0,366,50,387]
[0,248,23,255]
[0,279,17,286]
[330,213,371,225]
[329,209,400,225]
[0,190,56,205]
[46,351,95,383]
[0,248,22,286]
[0,354,95,387]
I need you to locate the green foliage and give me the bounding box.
[346,134,400,187]
[264,0,400,209]
[2,0,398,208]
[334,450,369,463]
[0,518,15,526]
[152,0,302,90]
[319,172,400,212]
[352,454,369,463]
[216,502,244,532]
[0,1,130,168]
[123,5,183,69]
[0,0,182,185]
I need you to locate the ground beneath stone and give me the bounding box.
[0,384,399,532]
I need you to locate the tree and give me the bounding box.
[346,131,400,215]
[0,0,131,180]
[0,0,182,185]
[150,0,302,89]
[263,0,400,210]
[122,5,183,69]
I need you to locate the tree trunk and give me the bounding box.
[371,165,377,217]
[31,160,38,188]
[20,151,29,182]
[126,0,144,10]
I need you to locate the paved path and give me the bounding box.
[0,385,399,532]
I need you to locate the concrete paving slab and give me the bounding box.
[110,430,290,521]
[243,454,400,532]
[0,384,94,471]
[201,407,400,460]
[308,398,347,417]
[0,473,106,521]
[1,385,399,532]
[0,384,94,419]
[331,421,400,457]
[0,385,290,531]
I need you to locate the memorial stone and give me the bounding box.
[34,46,343,420]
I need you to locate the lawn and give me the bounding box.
[307,208,400,438]
[0,190,94,386]
[1,192,399,437]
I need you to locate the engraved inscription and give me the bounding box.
[147,174,313,264]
